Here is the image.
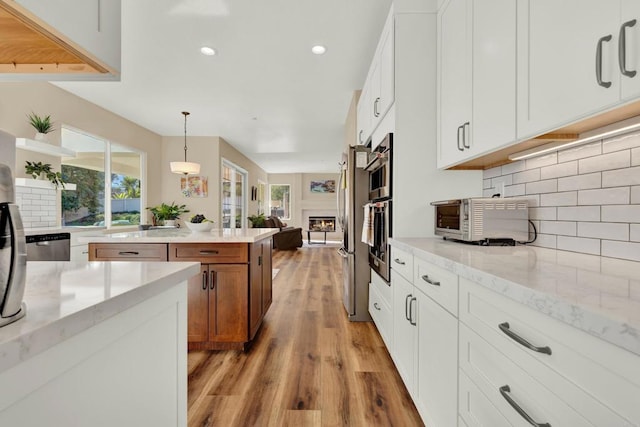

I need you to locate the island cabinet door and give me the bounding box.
[188,265,211,343]
[208,264,249,343]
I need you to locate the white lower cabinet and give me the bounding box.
[369,271,393,349]
[459,370,511,427]
[391,270,417,394]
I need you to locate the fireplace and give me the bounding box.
[308,216,336,231]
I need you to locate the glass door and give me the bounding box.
[221,160,247,229]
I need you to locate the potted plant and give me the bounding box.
[28,112,54,141]
[146,202,189,226]
[247,213,266,228]
[24,161,65,189]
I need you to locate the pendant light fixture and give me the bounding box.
[170,111,201,175]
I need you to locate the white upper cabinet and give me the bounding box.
[517,0,620,139]
[438,0,516,168]
[9,0,121,79]
[356,7,395,145]
[438,0,470,167]
[621,0,640,99]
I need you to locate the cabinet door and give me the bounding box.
[356,85,371,145]
[391,271,417,395]
[438,0,471,168]
[188,265,210,343]
[519,0,619,138]
[621,0,640,99]
[471,0,516,156]
[377,14,395,121]
[415,292,458,427]
[261,238,273,313]
[208,264,249,342]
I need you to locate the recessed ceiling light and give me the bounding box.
[200,46,216,56]
[311,45,326,55]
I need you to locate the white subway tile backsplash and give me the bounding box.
[529,207,557,220]
[557,236,601,255]
[632,186,640,203]
[541,191,577,206]
[513,168,541,184]
[531,233,557,249]
[579,150,630,174]
[540,220,576,236]
[632,147,640,166]
[557,173,601,191]
[557,206,601,221]
[577,222,629,241]
[578,187,629,205]
[504,184,525,197]
[601,240,640,262]
[540,161,577,179]
[483,166,502,179]
[502,161,525,175]
[602,166,640,187]
[558,141,602,162]
[483,188,495,197]
[483,179,492,189]
[601,205,640,222]
[492,174,513,187]
[631,225,640,242]
[526,179,558,195]
[602,131,640,153]
[525,153,557,169]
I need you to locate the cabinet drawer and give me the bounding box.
[390,246,413,281]
[88,243,167,261]
[460,323,625,426]
[460,278,640,424]
[169,243,248,263]
[370,266,392,306]
[459,370,510,427]
[414,256,458,316]
[369,283,392,349]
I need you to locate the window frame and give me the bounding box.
[269,183,292,221]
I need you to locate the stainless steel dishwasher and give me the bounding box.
[26,233,71,261]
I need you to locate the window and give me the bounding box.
[60,127,145,228]
[221,160,247,229]
[269,184,291,220]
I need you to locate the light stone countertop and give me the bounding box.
[77,227,279,243]
[0,260,200,374]
[391,237,640,356]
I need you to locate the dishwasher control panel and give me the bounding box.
[26,233,71,261]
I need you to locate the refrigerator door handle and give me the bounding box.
[337,247,349,258]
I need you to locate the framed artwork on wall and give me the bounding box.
[310,179,336,193]
[181,175,208,197]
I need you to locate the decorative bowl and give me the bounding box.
[184,221,215,232]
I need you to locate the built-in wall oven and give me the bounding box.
[365,133,392,282]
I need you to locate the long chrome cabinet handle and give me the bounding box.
[394,258,406,265]
[499,385,551,427]
[199,250,219,255]
[210,271,216,290]
[374,97,380,117]
[118,251,139,255]
[373,302,381,311]
[421,274,440,286]
[359,130,363,144]
[619,19,637,77]
[462,121,470,149]
[405,294,412,322]
[457,125,464,151]
[499,322,552,355]
[202,270,208,290]
[596,34,613,88]
[409,297,417,326]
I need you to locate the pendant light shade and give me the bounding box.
[170,111,200,175]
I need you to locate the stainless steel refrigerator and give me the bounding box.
[337,145,371,321]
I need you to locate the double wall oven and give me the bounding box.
[365,133,392,282]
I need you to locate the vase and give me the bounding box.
[34,132,48,142]
[163,220,176,227]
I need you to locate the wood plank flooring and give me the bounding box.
[187,246,424,427]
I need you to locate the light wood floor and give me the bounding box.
[187,246,424,427]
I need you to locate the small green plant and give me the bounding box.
[247,213,266,228]
[24,161,65,189]
[27,112,54,134]
[146,202,189,222]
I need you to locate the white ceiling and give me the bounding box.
[54,0,393,173]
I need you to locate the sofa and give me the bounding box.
[265,216,303,250]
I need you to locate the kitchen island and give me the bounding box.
[0,260,200,427]
[81,228,278,350]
